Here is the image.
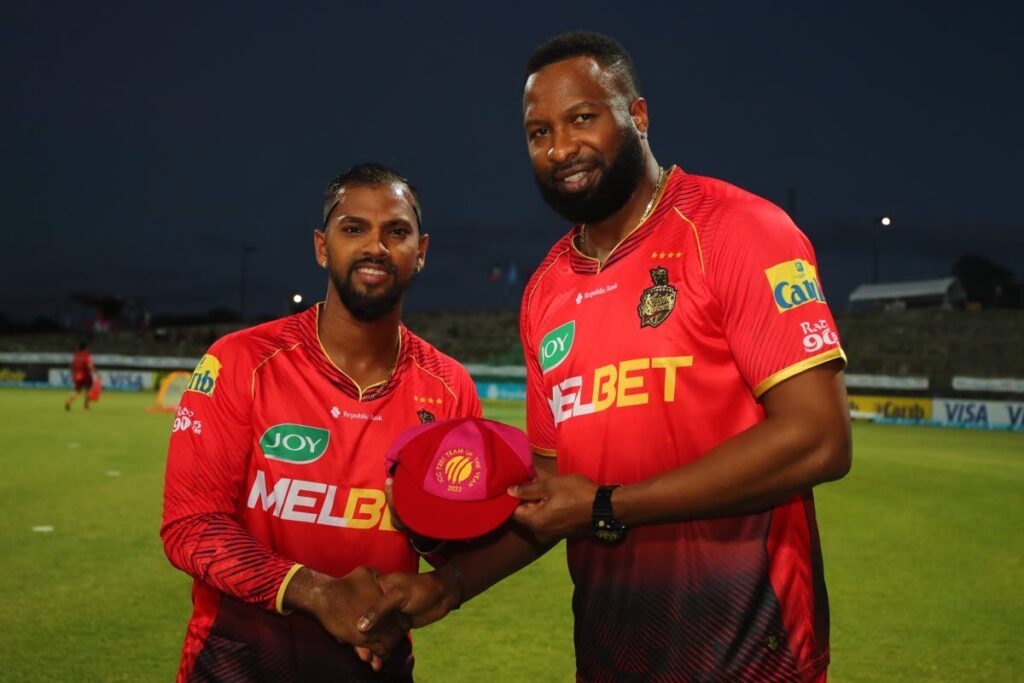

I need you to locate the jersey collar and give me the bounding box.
[293,304,411,402]
[568,166,681,275]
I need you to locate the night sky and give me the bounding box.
[5,2,1022,322]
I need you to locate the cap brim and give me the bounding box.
[391,467,520,541]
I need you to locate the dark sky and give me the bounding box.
[4,1,1022,321]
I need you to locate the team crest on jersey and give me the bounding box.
[417,409,436,424]
[637,267,677,328]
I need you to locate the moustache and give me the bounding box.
[547,155,604,185]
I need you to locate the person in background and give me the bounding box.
[65,340,95,411]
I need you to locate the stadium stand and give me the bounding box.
[836,309,1024,395]
[2,308,1021,399]
[848,277,967,310]
[402,309,522,365]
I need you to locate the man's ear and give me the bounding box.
[416,233,430,273]
[313,228,328,268]
[629,97,649,137]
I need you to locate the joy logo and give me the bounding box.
[260,423,330,464]
[539,321,575,374]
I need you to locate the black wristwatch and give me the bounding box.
[589,485,627,544]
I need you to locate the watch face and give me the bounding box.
[591,525,626,544]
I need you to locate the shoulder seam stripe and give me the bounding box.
[410,358,460,407]
[673,206,706,275]
[251,342,302,400]
[525,245,571,320]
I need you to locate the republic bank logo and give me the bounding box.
[259,423,330,463]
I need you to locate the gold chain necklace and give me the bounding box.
[578,167,667,254]
[361,330,402,400]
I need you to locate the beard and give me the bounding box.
[330,257,411,322]
[534,128,646,225]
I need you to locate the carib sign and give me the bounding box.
[764,259,827,312]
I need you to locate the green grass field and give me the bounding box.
[0,388,1021,682]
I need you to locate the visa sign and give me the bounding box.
[765,259,826,312]
[186,354,222,396]
[539,321,575,373]
[935,399,1024,428]
[260,423,330,463]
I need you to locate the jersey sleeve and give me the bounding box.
[160,338,295,612]
[454,364,483,419]
[708,199,847,399]
[520,294,557,457]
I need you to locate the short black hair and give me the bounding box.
[78,340,88,350]
[526,31,640,100]
[322,162,423,230]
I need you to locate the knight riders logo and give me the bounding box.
[637,267,677,328]
[417,409,436,424]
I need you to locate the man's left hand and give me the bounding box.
[508,474,598,544]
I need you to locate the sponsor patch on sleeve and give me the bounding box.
[800,319,840,354]
[539,321,575,373]
[172,406,203,435]
[186,354,222,397]
[764,259,826,312]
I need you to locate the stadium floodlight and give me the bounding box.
[880,216,892,227]
[292,293,303,304]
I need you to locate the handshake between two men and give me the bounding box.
[283,417,602,671]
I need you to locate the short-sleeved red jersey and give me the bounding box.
[521,168,845,682]
[71,350,92,382]
[162,304,481,682]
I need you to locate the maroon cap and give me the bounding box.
[385,417,536,540]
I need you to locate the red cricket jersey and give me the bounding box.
[162,305,481,682]
[521,168,845,682]
[71,350,92,383]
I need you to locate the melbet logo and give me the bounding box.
[764,259,826,313]
[247,471,396,530]
[260,424,330,464]
[549,355,693,426]
[539,321,575,373]
[186,354,222,396]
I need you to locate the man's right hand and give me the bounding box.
[283,566,409,669]
[356,563,464,634]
